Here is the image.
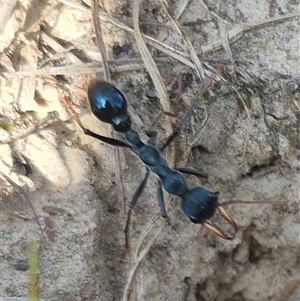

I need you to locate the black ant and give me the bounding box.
[77,80,237,247]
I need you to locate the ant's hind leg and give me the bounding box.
[157,181,170,223]
[124,169,150,250]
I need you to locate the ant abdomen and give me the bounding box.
[88,80,131,132]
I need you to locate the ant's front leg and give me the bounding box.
[124,168,150,253]
[175,167,208,179]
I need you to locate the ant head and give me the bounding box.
[181,187,219,223]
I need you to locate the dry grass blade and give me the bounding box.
[2,57,191,78]
[221,200,289,206]
[202,12,299,53]
[90,0,126,219]
[132,0,172,135]
[190,104,210,145]
[160,0,205,81]
[0,111,58,144]
[2,57,173,77]
[39,31,80,67]
[91,0,110,82]
[198,0,234,64]
[217,18,235,65]
[174,0,191,19]
[122,219,165,301]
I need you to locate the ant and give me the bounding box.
[77,79,238,247]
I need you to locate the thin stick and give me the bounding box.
[90,0,126,219]
[221,199,288,206]
[0,111,58,144]
[91,0,110,82]
[160,0,205,81]
[122,220,165,301]
[90,2,134,297]
[133,0,173,134]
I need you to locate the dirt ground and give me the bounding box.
[0,1,299,301]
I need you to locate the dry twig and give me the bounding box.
[0,111,58,144]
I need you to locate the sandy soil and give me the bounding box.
[0,1,299,301]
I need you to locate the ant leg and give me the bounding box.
[124,169,150,249]
[160,93,201,151]
[77,118,131,148]
[175,167,208,179]
[203,206,238,240]
[84,128,130,148]
[157,181,170,223]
